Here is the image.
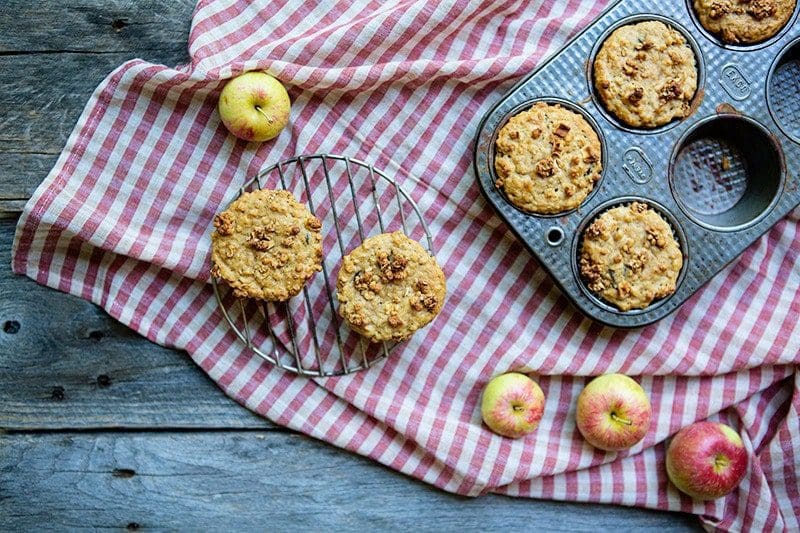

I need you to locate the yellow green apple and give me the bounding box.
[576,373,651,451]
[218,71,290,142]
[480,372,545,439]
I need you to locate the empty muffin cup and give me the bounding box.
[768,37,800,144]
[670,115,784,231]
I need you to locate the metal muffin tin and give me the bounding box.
[473,0,800,328]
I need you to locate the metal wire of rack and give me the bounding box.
[211,154,434,377]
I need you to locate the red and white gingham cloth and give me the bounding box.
[12,1,800,530]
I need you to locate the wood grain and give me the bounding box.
[0,431,700,531]
[0,0,194,54]
[0,218,271,430]
[0,0,194,213]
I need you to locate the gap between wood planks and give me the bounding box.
[0,203,26,216]
[0,49,170,57]
[1,427,294,434]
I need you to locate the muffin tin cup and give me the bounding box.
[489,97,608,219]
[571,197,689,315]
[586,13,707,135]
[473,0,800,328]
[669,114,785,232]
[685,0,800,51]
[768,36,800,144]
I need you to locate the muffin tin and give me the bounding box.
[473,0,800,328]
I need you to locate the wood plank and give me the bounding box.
[0,431,701,531]
[0,53,133,209]
[0,0,193,211]
[0,52,132,156]
[0,218,272,429]
[0,153,55,201]
[0,200,28,217]
[0,0,194,54]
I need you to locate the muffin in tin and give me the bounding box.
[694,0,796,44]
[593,20,698,128]
[579,202,683,311]
[494,102,602,215]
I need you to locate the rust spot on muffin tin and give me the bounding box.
[472,0,800,328]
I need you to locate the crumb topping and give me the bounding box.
[210,189,323,301]
[580,202,682,311]
[493,102,603,214]
[336,231,446,343]
[694,0,794,44]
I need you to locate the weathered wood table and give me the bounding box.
[0,2,701,530]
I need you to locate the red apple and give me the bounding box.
[576,374,651,451]
[666,421,748,500]
[480,372,545,439]
[218,71,291,142]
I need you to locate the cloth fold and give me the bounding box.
[13,1,799,530]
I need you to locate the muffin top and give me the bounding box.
[580,202,683,311]
[336,231,446,343]
[594,20,698,128]
[694,0,796,44]
[494,102,602,214]
[211,189,323,301]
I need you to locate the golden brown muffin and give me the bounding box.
[694,0,796,44]
[594,21,698,128]
[211,189,323,301]
[336,231,446,342]
[494,102,602,214]
[580,202,683,311]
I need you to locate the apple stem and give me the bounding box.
[610,412,632,426]
[254,106,272,122]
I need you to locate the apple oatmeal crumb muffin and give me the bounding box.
[211,189,323,301]
[694,0,796,44]
[336,231,446,343]
[494,102,602,214]
[593,20,698,128]
[580,202,683,311]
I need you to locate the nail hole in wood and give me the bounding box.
[113,468,136,478]
[111,18,129,31]
[96,374,112,388]
[126,522,140,531]
[3,320,20,334]
[51,386,66,401]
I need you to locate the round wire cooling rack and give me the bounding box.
[211,154,435,377]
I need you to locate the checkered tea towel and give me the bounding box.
[12,1,800,530]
